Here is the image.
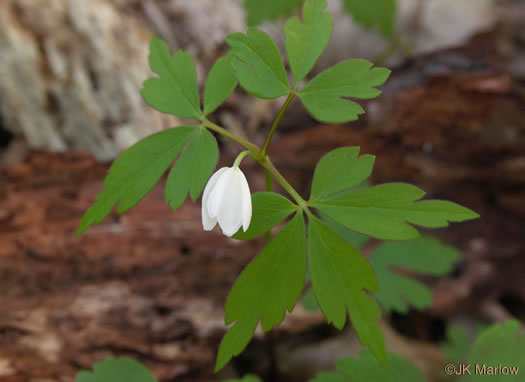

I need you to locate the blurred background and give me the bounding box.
[0,0,524,381]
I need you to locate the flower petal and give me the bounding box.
[201,167,228,231]
[202,213,217,231]
[216,168,244,237]
[222,219,243,237]
[206,167,231,217]
[238,169,252,231]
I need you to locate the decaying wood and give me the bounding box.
[0,0,250,161]
[0,0,182,160]
[0,149,446,382]
[0,151,243,381]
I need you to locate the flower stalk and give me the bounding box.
[203,116,307,210]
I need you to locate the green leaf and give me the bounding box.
[233,192,297,240]
[302,212,368,312]
[370,237,460,313]
[310,372,348,382]
[244,0,303,26]
[226,29,290,99]
[76,356,157,382]
[302,265,320,311]
[216,213,307,371]
[310,147,375,201]
[204,52,238,116]
[302,288,320,311]
[342,0,397,37]
[141,37,201,119]
[313,183,479,240]
[77,126,196,235]
[466,320,525,381]
[307,214,385,364]
[165,127,218,211]
[309,351,426,382]
[285,0,333,84]
[318,212,369,249]
[336,350,426,382]
[442,324,470,362]
[224,375,263,382]
[298,59,390,123]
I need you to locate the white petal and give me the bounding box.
[216,168,244,237]
[238,169,252,232]
[202,213,217,231]
[222,219,243,237]
[208,167,233,218]
[201,167,228,231]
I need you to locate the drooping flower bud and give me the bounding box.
[201,166,252,237]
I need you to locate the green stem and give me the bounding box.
[262,168,278,378]
[260,157,307,209]
[233,150,251,167]
[264,169,273,192]
[203,118,307,209]
[260,93,295,157]
[203,118,260,153]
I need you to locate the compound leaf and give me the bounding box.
[310,351,426,382]
[308,214,385,364]
[165,127,218,211]
[77,126,196,235]
[466,320,525,381]
[298,59,390,123]
[76,356,157,382]
[310,147,375,201]
[233,192,297,240]
[141,37,201,119]
[244,0,303,26]
[335,350,426,382]
[313,183,479,240]
[216,213,307,370]
[342,0,397,37]
[285,0,333,84]
[226,29,290,99]
[371,237,460,313]
[204,52,238,116]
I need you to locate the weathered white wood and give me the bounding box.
[0,0,181,160]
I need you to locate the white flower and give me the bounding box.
[201,166,252,237]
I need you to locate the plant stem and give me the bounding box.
[233,150,251,167]
[203,118,260,153]
[262,167,279,379]
[260,157,307,209]
[261,93,295,157]
[203,118,307,209]
[204,114,307,381]
[265,168,273,191]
